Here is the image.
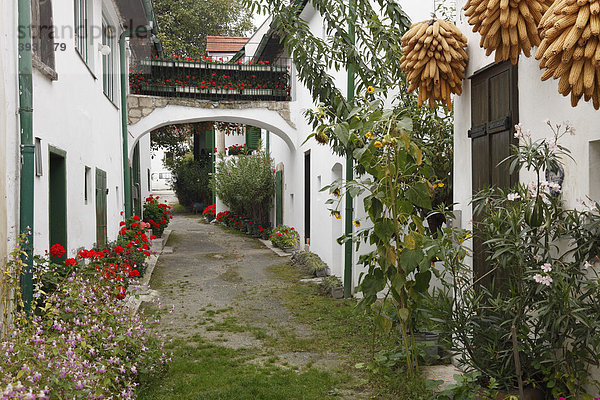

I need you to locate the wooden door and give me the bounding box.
[469,62,519,288]
[95,168,107,247]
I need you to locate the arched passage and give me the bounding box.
[127,97,298,158]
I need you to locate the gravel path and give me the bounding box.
[144,214,343,370]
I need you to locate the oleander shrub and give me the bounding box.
[211,151,275,224]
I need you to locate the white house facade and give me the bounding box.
[2,0,157,263]
[453,0,600,268]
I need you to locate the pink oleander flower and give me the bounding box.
[541,263,552,273]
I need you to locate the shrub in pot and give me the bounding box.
[143,195,172,237]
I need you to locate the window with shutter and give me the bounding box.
[469,61,519,288]
[32,0,56,70]
[246,126,261,151]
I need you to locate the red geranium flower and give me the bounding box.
[116,286,127,300]
[50,244,65,258]
[65,258,78,266]
[114,246,124,254]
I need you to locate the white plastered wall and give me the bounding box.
[25,0,126,257]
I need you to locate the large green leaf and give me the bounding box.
[406,182,432,210]
[399,249,424,274]
[414,270,431,293]
[332,123,350,147]
[374,219,395,242]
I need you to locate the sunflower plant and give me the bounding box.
[320,95,440,378]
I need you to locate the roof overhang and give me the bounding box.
[114,0,157,34]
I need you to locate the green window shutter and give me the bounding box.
[246,126,261,151]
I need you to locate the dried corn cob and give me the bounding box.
[537,0,600,108]
[400,19,468,108]
[464,0,553,64]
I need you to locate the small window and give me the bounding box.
[32,0,56,70]
[84,166,91,203]
[74,0,90,63]
[34,138,43,176]
[102,18,116,100]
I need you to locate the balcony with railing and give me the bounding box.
[129,56,292,102]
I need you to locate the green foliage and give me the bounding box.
[172,154,213,208]
[150,124,193,170]
[319,275,342,294]
[211,151,275,223]
[429,122,600,397]
[398,80,454,216]
[153,0,254,59]
[291,251,329,275]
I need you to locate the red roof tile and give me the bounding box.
[206,36,249,53]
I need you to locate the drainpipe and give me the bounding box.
[119,26,148,219]
[266,130,270,155]
[343,0,356,299]
[18,0,35,312]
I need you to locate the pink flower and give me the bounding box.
[541,263,552,273]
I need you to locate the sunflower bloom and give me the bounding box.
[365,132,374,139]
[374,141,383,148]
[367,86,375,94]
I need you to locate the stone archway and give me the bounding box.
[127,95,297,157]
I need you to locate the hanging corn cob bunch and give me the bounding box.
[464,0,553,64]
[536,0,600,109]
[400,19,468,109]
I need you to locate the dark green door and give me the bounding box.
[49,149,67,261]
[275,170,283,226]
[95,168,107,247]
[132,143,141,217]
[208,126,216,204]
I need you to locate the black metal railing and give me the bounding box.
[129,56,291,101]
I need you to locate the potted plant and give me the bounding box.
[142,195,172,238]
[202,204,216,222]
[269,225,300,252]
[227,144,246,156]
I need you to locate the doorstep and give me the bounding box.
[258,239,293,257]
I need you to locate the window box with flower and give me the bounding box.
[269,225,300,252]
